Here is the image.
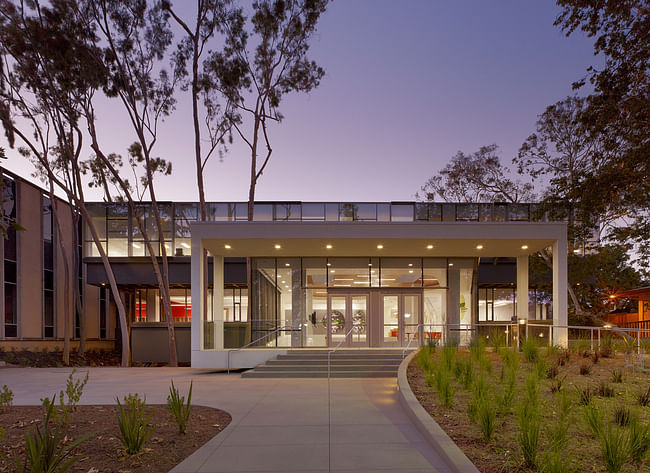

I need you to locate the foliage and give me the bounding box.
[487,329,505,352]
[638,386,650,407]
[459,358,474,390]
[517,394,541,468]
[417,347,435,375]
[496,369,516,416]
[14,396,88,473]
[64,369,88,411]
[534,359,547,379]
[167,380,193,434]
[522,338,540,363]
[613,406,630,427]
[628,417,650,467]
[477,398,496,441]
[440,345,456,372]
[600,423,631,473]
[610,369,623,384]
[546,363,559,379]
[0,384,13,411]
[576,385,593,406]
[434,366,454,409]
[416,144,534,203]
[597,381,614,398]
[579,361,592,375]
[116,394,153,455]
[583,403,603,438]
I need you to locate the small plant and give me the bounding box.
[597,381,615,398]
[496,370,516,415]
[501,348,519,372]
[64,369,88,411]
[638,386,650,407]
[0,384,13,411]
[583,402,603,437]
[116,393,153,455]
[534,359,547,379]
[546,363,559,379]
[435,367,455,408]
[517,400,541,468]
[14,395,88,473]
[600,334,614,358]
[453,358,464,379]
[477,398,496,441]
[600,423,631,473]
[469,336,485,361]
[576,385,593,406]
[441,345,456,372]
[539,450,571,473]
[628,416,650,467]
[549,377,564,394]
[522,338,540,363]
[417,347,435,375]
[525,373,539,406]
[613,406,630,427]
[556,348,570,366]
[488,329,505,352]
[544,344,560,359]
[459,358,474,390]
[591,350,600,364]
[167,380,193,434]
[610,369,623,384]
[579,361,592,375]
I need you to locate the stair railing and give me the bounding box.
[227,325,295,374]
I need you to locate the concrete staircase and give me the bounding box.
[241,349,410,378]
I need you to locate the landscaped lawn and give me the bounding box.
[408,339,650,473]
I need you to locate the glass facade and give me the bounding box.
[83,201,548,258]
[3,178,17,338]
[42,196,55,338]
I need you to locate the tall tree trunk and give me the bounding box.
[49,182,71,366]
[71,209,86,354]
[247,114,261,220]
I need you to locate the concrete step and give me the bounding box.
[276,353,406,361]
[241,370,398,378]
[253,364,398,372]
[266,358,402,366]
[287,349,409,355]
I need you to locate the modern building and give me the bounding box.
[0,169,569,368]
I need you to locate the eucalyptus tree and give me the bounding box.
[206,0,329,219]
[0,0,132,364]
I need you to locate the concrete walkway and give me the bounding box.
[1,368,452,473]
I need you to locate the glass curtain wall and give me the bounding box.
[42,196,55,338]
[3,178,17,337]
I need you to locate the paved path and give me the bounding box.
[1,368,452,473]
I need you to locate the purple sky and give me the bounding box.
[2,0,596,202]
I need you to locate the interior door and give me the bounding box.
[381,293,422,347]
[327,293,368,347]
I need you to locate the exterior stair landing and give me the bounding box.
[241,349,412,378]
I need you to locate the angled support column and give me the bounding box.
[516,255,529,320]
[190,237,204,366]
[553,238,568,347]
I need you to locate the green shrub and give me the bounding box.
[64,369,88,412]
[544,344,560,359]
[500,348,519,372]
[610,369,623,384]
[600,334,614,358]
[597,381,615,398]
[14,396,88,473]
[417,347,435,374]
[517,400,541,468]
[613,406,630,427]
[539,450,571,473]
[469,336,486,361]
[167,380,193,434]
[116,394,153,455]
[546,417,569,453]
[453,358,464,379]
[459,358,474,390]
[441,345,456,372]
[546,363,559,379]
[600,424,631,473]
[628,417,650,467]
[435,367,455,408]
[0,384,13,411]
[488,329,505,352]
[638,386,650,407]
[583,403,603,437]
[477,398,496,441]
[534,359,547,379]
[522,338,540,363]
[496,370,516,416]
[577,385,593,406]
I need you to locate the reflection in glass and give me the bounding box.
[383,295,399,345]
[380,258,421,287]
[390,203,413,222]
[305,289,327,346]
[403,295,420,344]
[329,296,347,346]
[351,296,367,346]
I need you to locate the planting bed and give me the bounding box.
[408,343,650,473]
[0,404,231,472]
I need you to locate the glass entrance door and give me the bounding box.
[327,293,368,347]
[382,293,421,347]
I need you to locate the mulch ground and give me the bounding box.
[0,405,231,473]
[0,350,190,368]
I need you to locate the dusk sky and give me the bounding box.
[2,0,597,203]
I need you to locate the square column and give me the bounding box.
[447,267,460,346]
[190,238,204,361]
[516,255,529,319]
[213,255,225,350]
[553,238,568,347]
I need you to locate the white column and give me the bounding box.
[553,238,568,347]
[213,255,225,350]
[447,268,460,345]
[516,255,529,319]
[190,237,204,364]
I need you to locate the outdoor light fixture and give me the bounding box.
[519,318,526,325]
[427,244,433,249]
[476,244,484,250]
[224,244,231,249]
[368,263,372,266]
[609,295,616,299]
[326,244,333,249]
[274,244,281,249]
[377,244,383,249]
[604,324,612,329]
[521,245,529,250]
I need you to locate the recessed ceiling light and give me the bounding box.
[521,245,529,250]
[224,244,231,249]
[409,270,414,273]
[426,244,433,249]
[377,244,383,249]
[368,263,372,266]
[476,244,483,250]
[327,262,331,266]
[330,270,335,273]
[448,263,454,267]
[285,263,290,267]
[326,244,332,249]
[274,244,281,249]
[408,263,413,267]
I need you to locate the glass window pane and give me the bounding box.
[328,258,370,287]
[508,204,529,221]
[478,204,493,222]
[423,258,447,287]
[325,203,339,221]
[377,204,390,222]
[390,203,413,222]
[303,258,327,288]
[383,295,399,344]
[175,203,199,220]
[428,203,442,222]
[339,203,357,221]
[356,204,376,221]
[210,203,234,221]
[442,203,456,221]
[235,203,248,221]
[302,203,324,221]
[108,238,129,257]
[494,204,507,222]
[415,203,428,221]
[305,288,327,346]
[380,258,421,287]
[253,204,273,221]
[456,203,478,221]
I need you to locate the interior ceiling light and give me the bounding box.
[326,244,333,249]
[476,244,484,250]
[285,263,290,267]
[573,249,580,253]
[408,263,413,267]
[274,244,281,249]
[132,242,141,249]
[377,244,383,249]
[326,262,331,266]
[330,270,335,273]
[224,244,231,249]
[448,263,454,267]
[408,270,414,273]
[427,244,433,249]
[521,245,529,250]
[181,242,191,249]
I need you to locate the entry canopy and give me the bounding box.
[191,221,566,258]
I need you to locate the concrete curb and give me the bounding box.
[397,350,480,473]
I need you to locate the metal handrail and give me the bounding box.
[327,326,361,379]
[227,325,296,374]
